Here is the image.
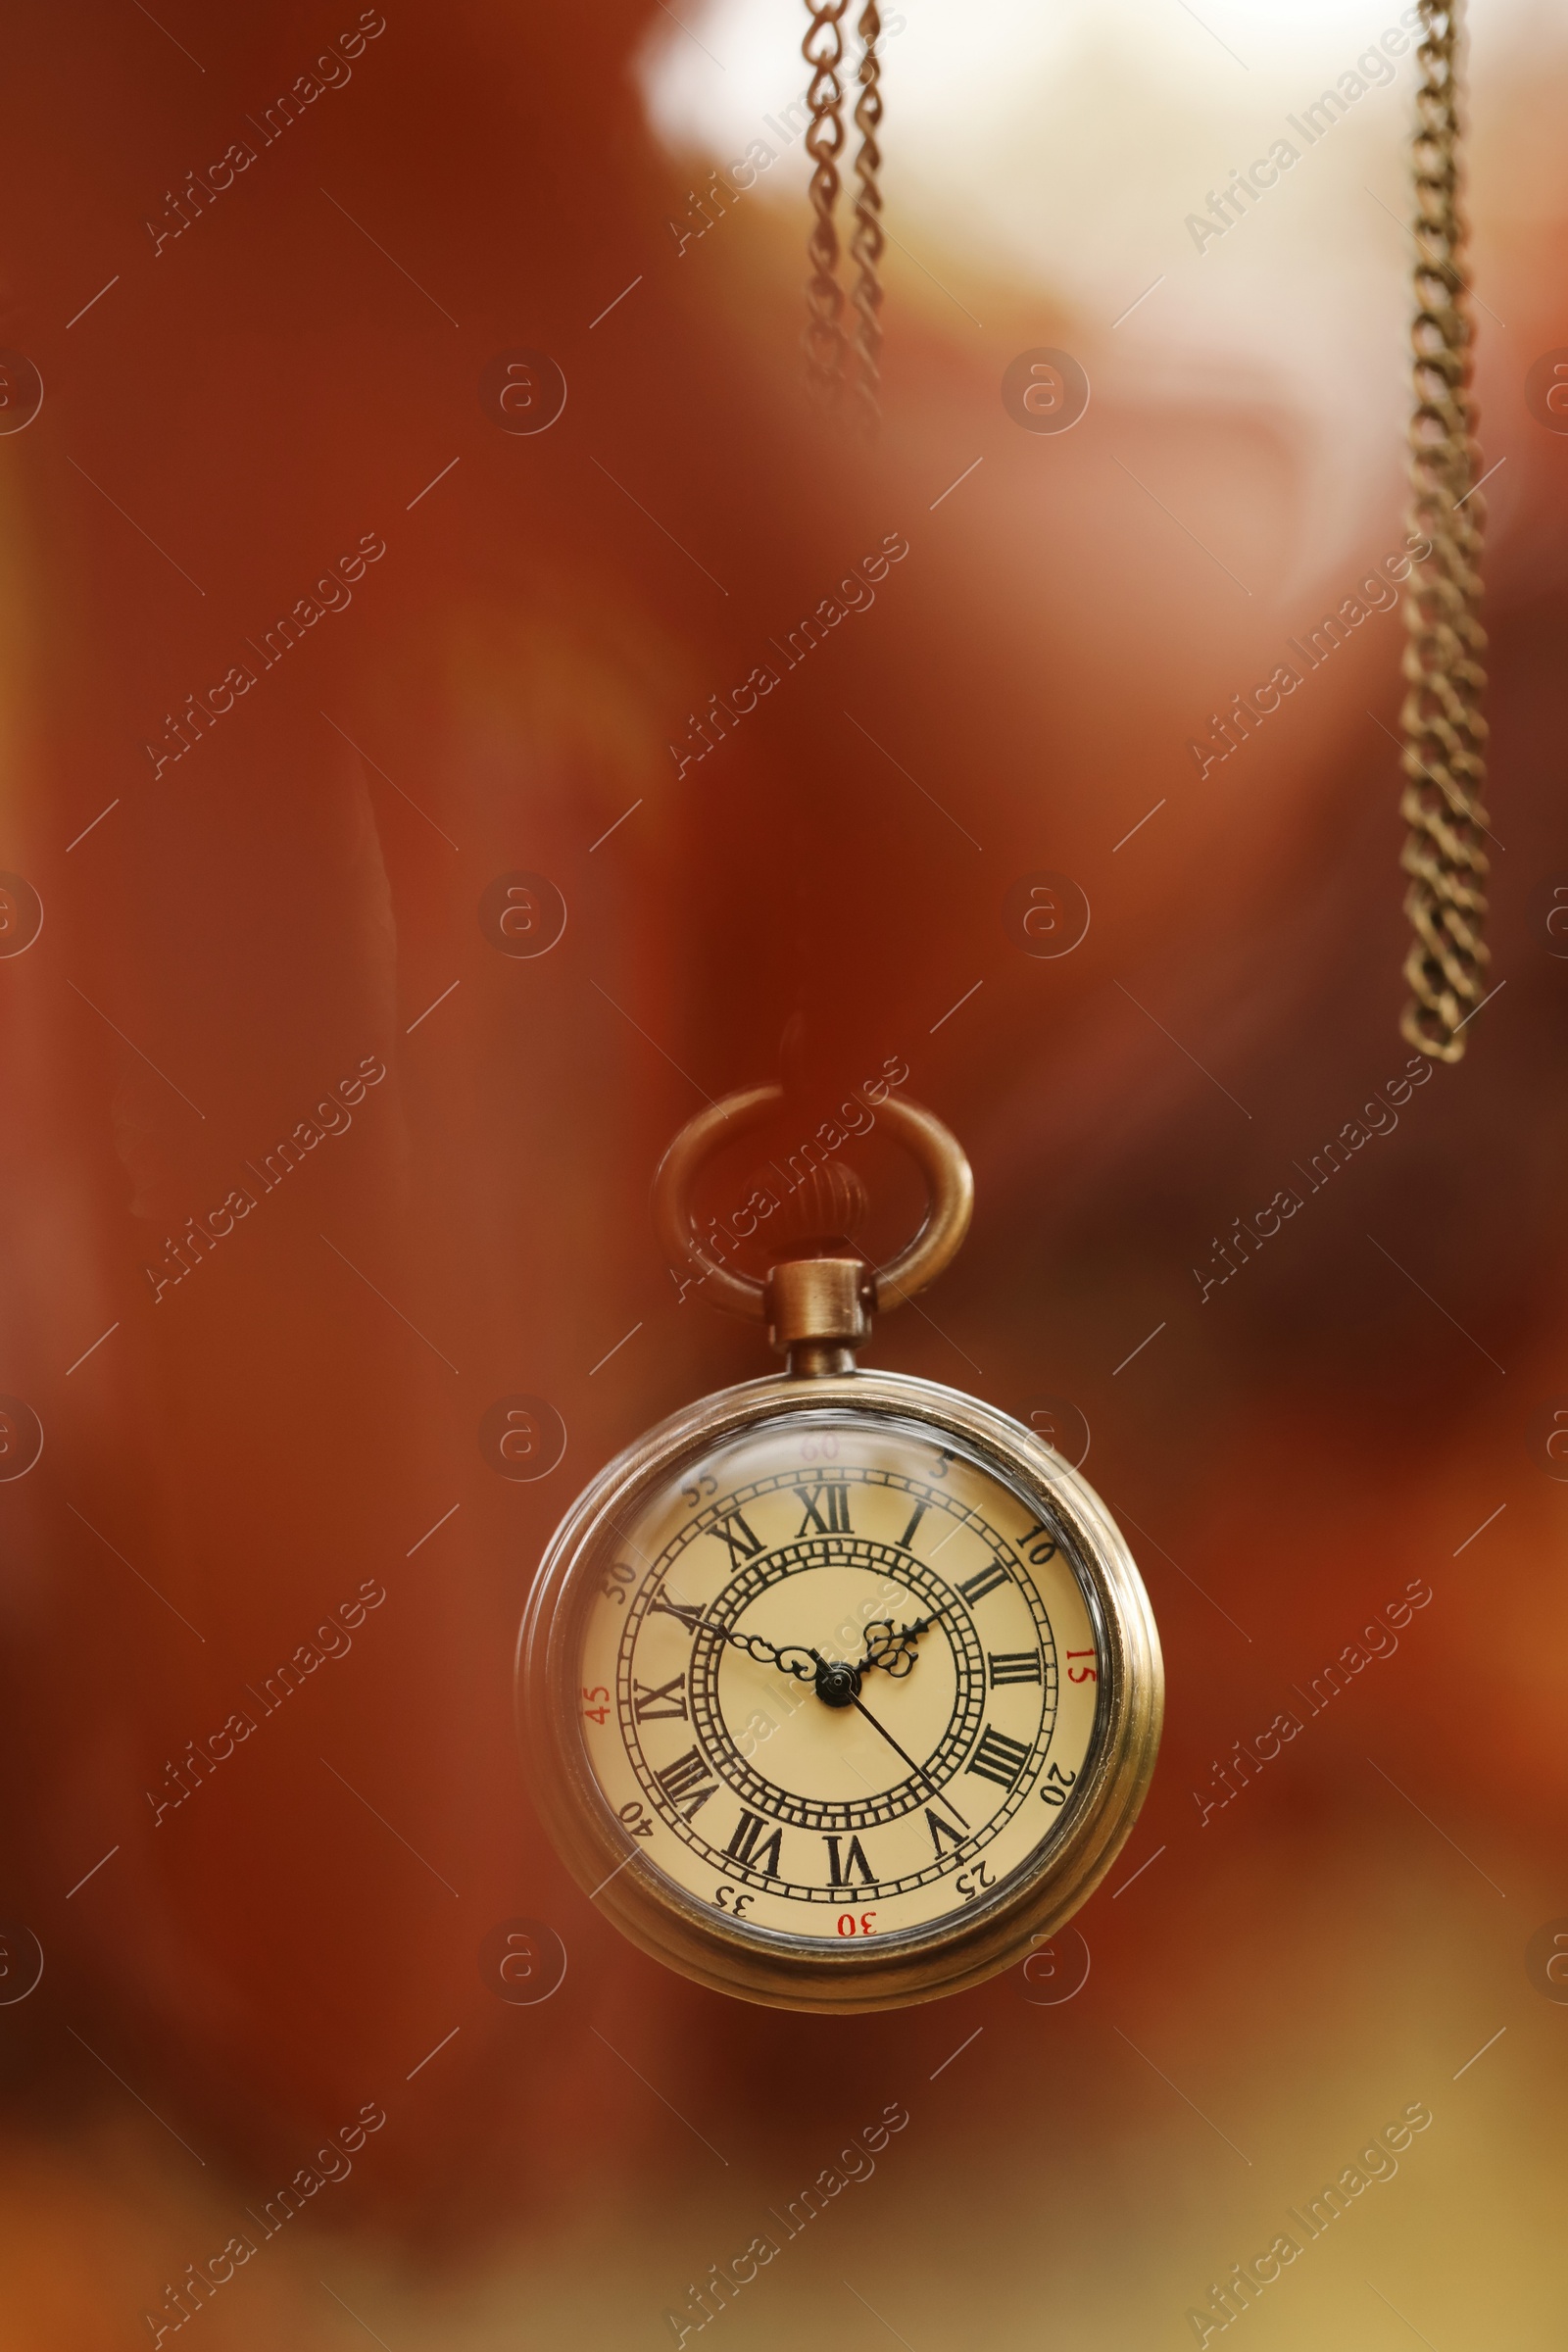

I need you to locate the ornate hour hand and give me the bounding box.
[849,1612,942,1681]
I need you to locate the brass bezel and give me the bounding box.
[516,1367,1162,2013]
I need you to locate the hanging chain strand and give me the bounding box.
[802,1,851,403]
[848,1,885,429]
[1398,0,1490,1062]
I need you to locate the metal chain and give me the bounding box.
[1399,0,1490,1062]
[802,1,851,403]
[848,1,885,429]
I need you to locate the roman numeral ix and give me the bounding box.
[966,1724,1033,1788]
[632,1672,688,1722]
[655,1745,718,1820]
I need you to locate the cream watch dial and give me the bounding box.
[575,1411,1102,1940]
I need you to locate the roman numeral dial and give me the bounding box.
[587,1428,1102,1940]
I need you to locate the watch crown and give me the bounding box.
[766,1254,869,1376]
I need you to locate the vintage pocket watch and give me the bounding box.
[517,1085,1162,2011]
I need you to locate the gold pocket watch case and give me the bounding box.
[516,1086,1162,2012]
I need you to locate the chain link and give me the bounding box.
[1399,0,1489,1062]
[802,1,851,403]
[848,2,885,429]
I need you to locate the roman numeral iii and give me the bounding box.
[632,1672,688,1722]
[793,1481,852,1537]
[966,1724,1033,1788]
[724,1809,784,1877]
[655,1745,718,1819]
[988,1650,1043,1687]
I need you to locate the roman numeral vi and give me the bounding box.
[824,1833,875,1885]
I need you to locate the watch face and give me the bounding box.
[579,1411,1099,1935]
[521,1376,1161,2009]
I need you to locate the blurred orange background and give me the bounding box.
[0,0,1565,2343]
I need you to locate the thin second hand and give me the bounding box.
[839,1680,969,1833]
